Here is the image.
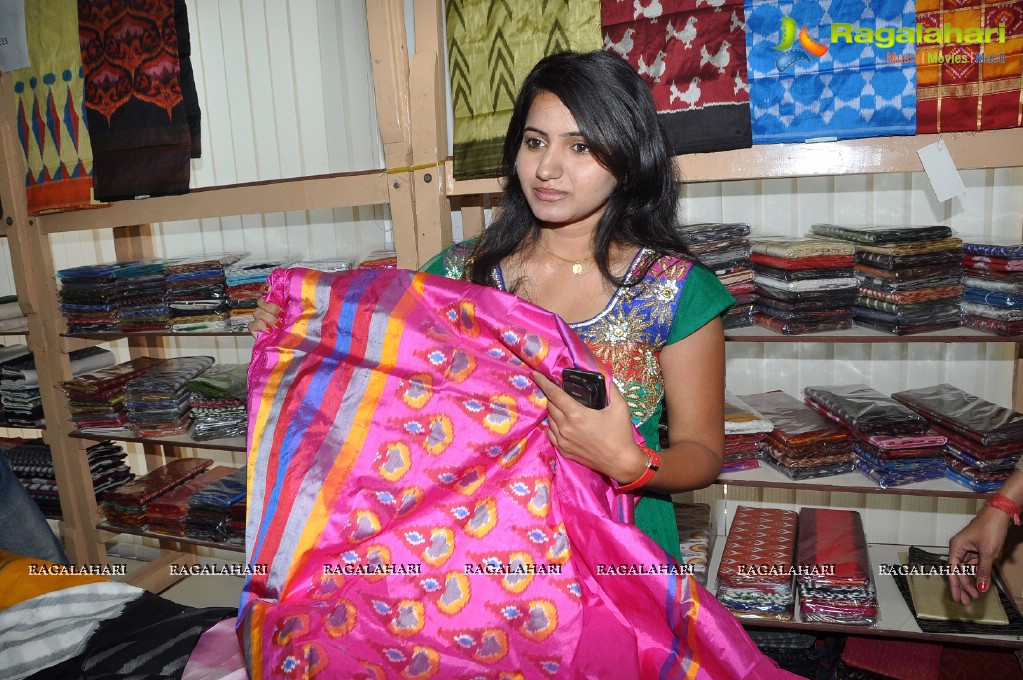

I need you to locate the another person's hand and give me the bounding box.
[531,370,648,486]
[248,297,283,338]
[947,505,1013,605]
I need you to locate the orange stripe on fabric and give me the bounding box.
[684,581,702,679]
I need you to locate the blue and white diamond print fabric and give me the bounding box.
[745,0,917,144]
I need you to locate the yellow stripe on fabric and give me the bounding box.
[248,601,268,679]
[285,273,425,582]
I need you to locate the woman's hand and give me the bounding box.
[531,370,648,485]
[248,297,283,338]
[947,506,1012,605]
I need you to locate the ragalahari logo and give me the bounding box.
[773,16,829,71]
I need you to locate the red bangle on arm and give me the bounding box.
[616,446,661,494]
[987,493,1022,526]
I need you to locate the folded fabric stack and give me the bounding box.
[114,259,169,332]
[57,261,131,333]
[803,384,946,488]
[228,498,246,543]
[958,237,1023,337]
[892,384,1023,492]
[0,344,31,426]
[59,356,168,434]
[0,295,28,334]
[796,507,877,626]
[749,236,858,335]
[738,390,855,480]
[292,259,356,272]
[124,355,215,437]
[101,457,214,529]
[184,466,247,546]
[357,248,397,270]
[163,252,248,332]
[186,363,249,441]
[723,391,773,472]
[146,466,235,536]
[680,223,756,329]
[5,438,132,517]
[1,346,115,428]
[810,224,964,336]
[716,505,798,620]
[225,255,299,332]
[673,502,715,587]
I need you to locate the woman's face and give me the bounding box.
[515,91,618,234]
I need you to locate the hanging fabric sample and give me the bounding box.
[601,0,753,155]
[241,267,796,679]
[11,0,96,214]
[77,0,201,201]
[916,0,1023,133]
[446,0,602,180]
[744,0,917,143]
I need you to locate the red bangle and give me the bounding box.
[616,446,661,494]
[987,493,1022,526]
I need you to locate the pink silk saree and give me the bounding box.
[241,267,792,679]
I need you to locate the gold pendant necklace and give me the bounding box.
[538,241,590,275]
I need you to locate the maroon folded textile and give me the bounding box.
[739,391,851,448]
[796,507,872,589]
[750,253,855,270]
[103,457,213,507]
[753,313,853,335]
[147,466,236,521]
[717,506,798,588]
[59,356,168,395]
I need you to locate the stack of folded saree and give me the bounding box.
[163,253,248,332]
[750,236,858,335]
[59,356,168,434]
[803,384,946,488]
[892,384,1023,492]
[796,507,877,626]
[681,223,756,329]
[723,391,773,472]
[124,355,215,437]
[114,259,169,332]
[1,346,115,429]
[101,457,214,529]
[716,505,798,620]
[241,266,793,679]
[739,390,855,480]
[225,255,299,331]
[184,466,247,546]
[810,224,963,335]
[674,502,715,587]
[146,466,235,537]
[185,363,249,441]
[958,237,1023,337]
[57,262,134,333]
[0,296,28,334]
[7,438,132,517]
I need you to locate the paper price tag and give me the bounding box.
[917,139,966,202]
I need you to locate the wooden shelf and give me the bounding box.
[725,324,1022,343]
[37,169,391,234]
[70,429,246,453]
[717,465,986,500]
[706,541,1023,648]
[97,521,244,554]
[446,128,1023,195]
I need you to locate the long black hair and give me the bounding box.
[466,50,692,288]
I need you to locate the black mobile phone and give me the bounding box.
[561,367,607,409]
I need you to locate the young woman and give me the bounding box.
[252,50,733,560]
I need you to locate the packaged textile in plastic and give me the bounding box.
[810,224,953,245]
[716,506,797,620]
[804,384,930,436]
[891,383,1023,445]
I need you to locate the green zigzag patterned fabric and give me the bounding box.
[446,0,602,180]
